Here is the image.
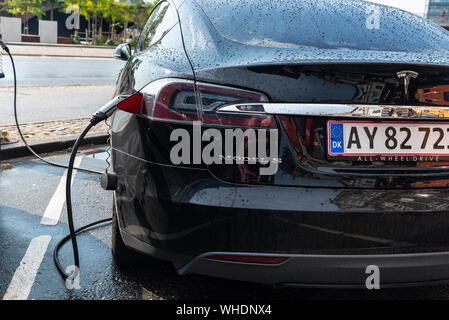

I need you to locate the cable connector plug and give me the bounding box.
[90,95,128,126]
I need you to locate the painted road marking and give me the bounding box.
[41,157,82,226]
[3,235,52,300]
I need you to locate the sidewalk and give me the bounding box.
[0,85,117,125]
[0,117,109,160]
[1,42,115,58]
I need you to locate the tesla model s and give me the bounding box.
[110,0,449,287]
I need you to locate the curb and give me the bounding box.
[1,54,114,59]
[5,42,116,49]
[1,43,116,59]
[0,133,109,161]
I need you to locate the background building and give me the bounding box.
[1,1,157,45]
[427,0,449,26]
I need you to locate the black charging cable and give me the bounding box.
[53,90,127,280]
[55,113,110,280]
[53,90,128,280]
[1,40,124,282]
[54,93,126,280]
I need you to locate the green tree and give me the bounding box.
[92,0,110,37]
[131,0,157,28]
[104,0,121,41]
[63,0,96,42]
[114,0,159,42]
[59,0,159,44]
[115,1,133,42]
[5,0,43,18]
[46,0,61,21]
[2,0,43,34]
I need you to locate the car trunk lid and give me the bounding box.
[201,63,449,189]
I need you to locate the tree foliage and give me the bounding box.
[46,0,60,20]
[1,0,160,41]
[2,0,44,19]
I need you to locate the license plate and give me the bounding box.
[328,121,449,158]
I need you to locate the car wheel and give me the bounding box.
[112,199,137,266]
[112,197,163,267]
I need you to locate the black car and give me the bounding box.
[110,0,449,287]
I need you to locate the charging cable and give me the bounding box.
[1,40,128,282]
[0,42,4,79]
[55,95,126,280]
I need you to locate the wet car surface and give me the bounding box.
[2,147,449,299]
[106,0,449,288]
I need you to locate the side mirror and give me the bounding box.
[114,43,132,61]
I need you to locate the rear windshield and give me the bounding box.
[196,0,449,53]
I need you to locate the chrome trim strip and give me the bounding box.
[217,103,449,119]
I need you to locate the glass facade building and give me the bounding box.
[427,0,449,25]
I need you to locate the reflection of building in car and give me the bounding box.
[427,0,449,26]
[414,107,449,118]
[351,106,382,117]
[414,179,449,188]
[418,85,449,106]
[413,162,449,188]
[380,107,413,118]
[420,107,449,118]
[378,105,449,118]
[332,190,449,211]
[355,82,386,104]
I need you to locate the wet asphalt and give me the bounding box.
[2,147,449,300]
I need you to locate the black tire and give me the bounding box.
[112,199,137,266]
[112,197,163,267]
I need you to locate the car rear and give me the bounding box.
[112,0,449,287]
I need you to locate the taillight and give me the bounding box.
[116,78,273,127]
[141,79,199,122]
[115,79,199,121]
[117,93,144,114]
[279,115,300,148]
[198,82,274,128]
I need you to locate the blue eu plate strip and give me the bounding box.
[330,123,344,154]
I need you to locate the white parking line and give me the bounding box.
[3,235,52,300]
[41,157,82,226]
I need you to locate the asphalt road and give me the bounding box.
[0,56,126,125]
[2,148,449,300]
[0,56,125,87]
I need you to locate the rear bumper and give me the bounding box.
[180,251,449,288]
[114,159,449,256]
[112,149,449,286]
[121,227,449,287]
